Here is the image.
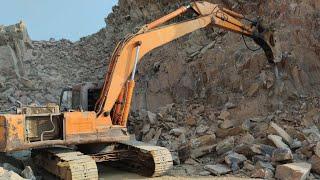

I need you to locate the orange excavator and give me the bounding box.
[0,1,279,179]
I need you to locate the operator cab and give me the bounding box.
[60,82,102,112]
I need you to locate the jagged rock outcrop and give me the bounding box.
[105,0,320,113]
[0,21,33,77]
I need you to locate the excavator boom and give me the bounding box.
[95,1,279,126]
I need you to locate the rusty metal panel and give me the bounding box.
[65,127,130,143]
[25,114,62,142]
[17,104,59,115]
[4,114,25,151]
[0,116,7,150]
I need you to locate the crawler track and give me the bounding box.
[34,141,173,179]
[110,140,173,177]
[34,148,98,180]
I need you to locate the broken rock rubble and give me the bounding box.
[204,164,231,176]
[0,163,36,180]
[129,102,320,178]
[275,163,311,180]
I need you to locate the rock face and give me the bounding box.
[0,21,34,112]
[0,20,114,112]
[0,21,31,78]
[0,0,320,179]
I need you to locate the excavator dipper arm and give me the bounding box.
[95,1,278,125]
